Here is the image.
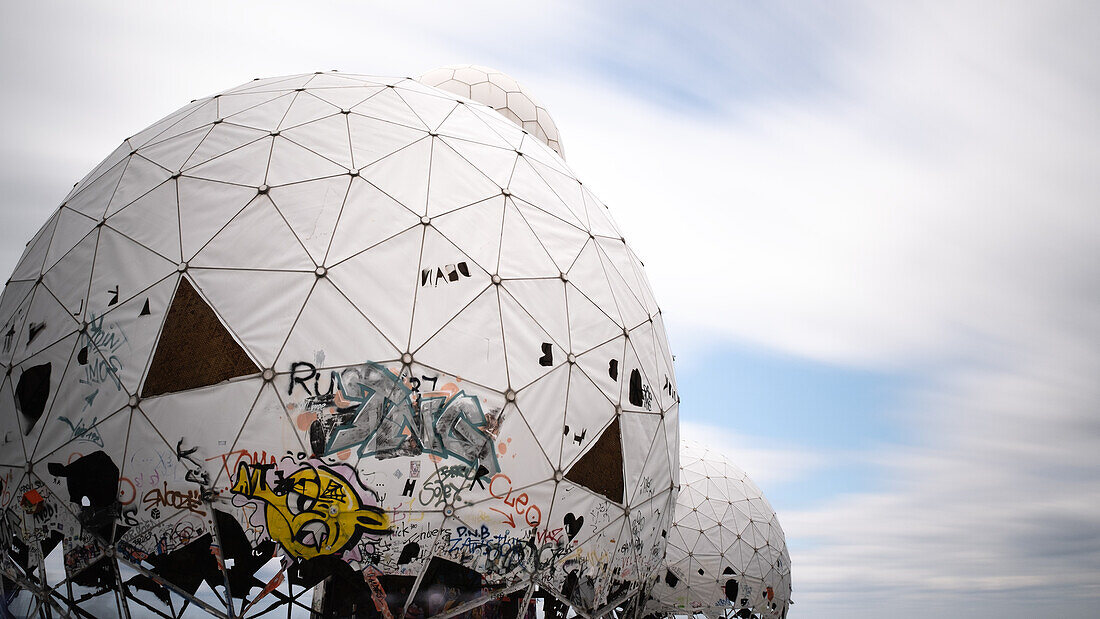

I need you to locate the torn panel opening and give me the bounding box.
[142,277,258,398]
[563,417,624,504]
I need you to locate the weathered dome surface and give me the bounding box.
[420,65,565,159]
[0,72,678,618]
[648,441,791,619]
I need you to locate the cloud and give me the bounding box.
[679,420,829,487]
[545,2,1100,368]
[528,2,1100,616]
[0,2,1097,617]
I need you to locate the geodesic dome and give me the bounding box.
[419,65,565,159]
[0,71,679,618]
[647,442,790,619]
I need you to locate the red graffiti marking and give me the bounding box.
[488,473,542,528]
[535,527,564,544]
[118,477,136,505]
[205,448,278,481]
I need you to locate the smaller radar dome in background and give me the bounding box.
[649,440,792,619]
[420,65,565,159]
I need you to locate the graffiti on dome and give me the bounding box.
[231,457,390,561]
[288,361,503,476]
[420,261,473,287]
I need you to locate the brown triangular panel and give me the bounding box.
[141,278,259,397]
[564,417,625,504]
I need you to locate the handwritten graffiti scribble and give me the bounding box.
[141,482,205,516]
[78,312,127,392]
[231,459,389,560]
[57,415,105,447]
[290,361,501,475]
[488,473,543,528]
[418,464,477,508]
[421,261,472,287]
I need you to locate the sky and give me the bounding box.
[1,1,1098,617]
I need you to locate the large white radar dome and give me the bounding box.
[419,65,565,159]
[0,71,678,618]
[648,441,792,619]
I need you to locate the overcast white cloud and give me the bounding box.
[1,1,1097,617]
[556,4,1100,617]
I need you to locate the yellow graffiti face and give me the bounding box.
[233,462,388,560]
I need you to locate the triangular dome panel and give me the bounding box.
[575,336,626,404]
[137,125,209,173]
[30,347,130,464]
[395,89,459,133]
[277,277,400,371]
[324,177,420,266]
[279,92,341,130]
[41,228,96,322]
[414,287,506,392]
[87,226,176,318]
[310,85,384,110]
[266,136,348,186]
[8,211,58,283]
[141,278,259,398]
[512,199,590,273]
[185,137,272,187]
[327,226,422,351]
[13,284,79,366]
[507,157,583,229]
[425,139,502,218]
[223,92,295,131]
[409,226,491,351]
[566,241,622,328]
[497,200,559,279]
[435,105,512,149]
[347,112,427,169]
[514,363,568,469]
[567,281,623,355]
[177,177,263,260]
[500,278,568,353]
[358,137,432,215]
[11,332,78,448]
[126,98,206,148]
[64,157,127,220]
[183,122,270,171]
[559,367,616,471]
[430,196,505,275]
[105,156,171,217]
[190,195,315,271]
[43,207,98,273]
[281,114,354,171]
[441,136,517,188]
[106,179,182,262]
[92,274,177,395]
[268,175,352,265]
[500,289,565,391]
[187,268,314,369]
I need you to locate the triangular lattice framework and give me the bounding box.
[0,71,680,619]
